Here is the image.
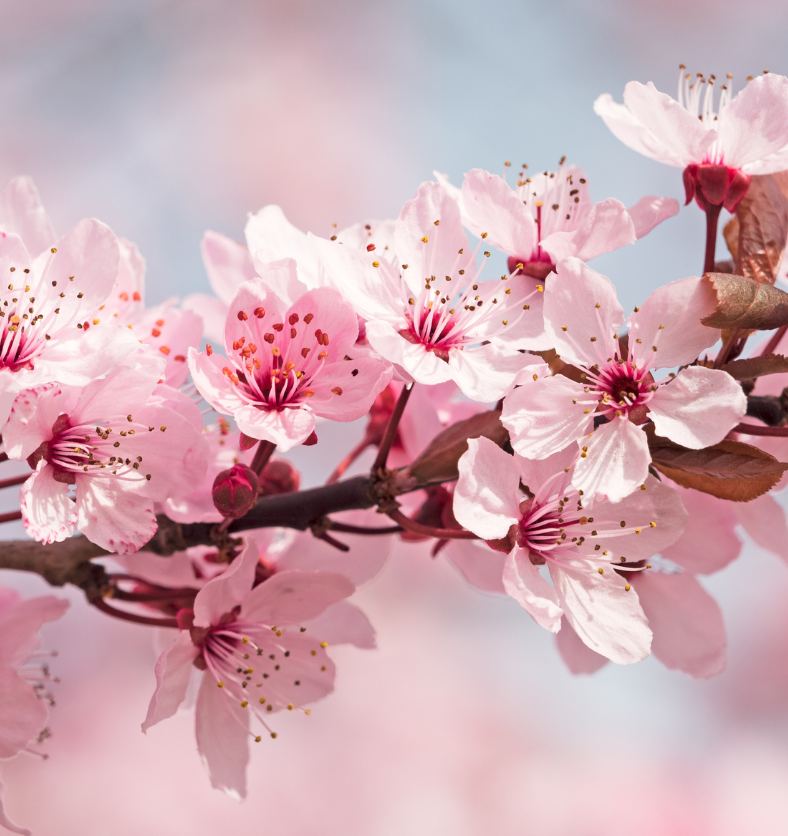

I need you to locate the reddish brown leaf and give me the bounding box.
[646,427,788,501]
[720,354,788,381]
[405,409,509,487]
[701,272,788,330]
[731,172,788,285]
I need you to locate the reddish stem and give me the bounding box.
[386,508,478,540]
[251,440,276,476]
[0,510,22,524]
[91,597,179,628]
[759,325,788,358]
[703,203,722,275]
[325,436,373,485]
[734,422,788,437]
[0,474,30,490]
[110,586,199,603]
[317,531,350,552]
[372,384,413,471]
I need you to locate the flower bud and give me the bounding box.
[212,464,259,519]
[258,460,300,497]
[683,163,751,213]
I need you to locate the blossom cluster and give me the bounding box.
[3,66,788,828]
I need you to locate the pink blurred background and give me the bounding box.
[3,0,788,833]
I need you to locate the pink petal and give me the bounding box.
[223,280,283,359]
[447,342,530,402]
[628,275,720,369]
[335,218,396,252]
[187,347,248,416]
[0,176,55,257]
[632,570,726,678]
[626,195,680,239]
[234,403,316,452]
[252,257,310,308]
[182,293,228,344]
[541,198,636,264]
[300,601,376,649]
[592,474,688,560]
[286,286,359,363]
[365,320,453,386]
[141,630,200,732]
[544,258,624,366]
[460,169,537,260]
[244,205,319,287]
[195,673,249,799]
[572,416,651,503]
[75,476,157,554]
[555,616,609,675]
[735,493,788,565]
[240,570,355,626]
[133,302,203,388]
[445,539,506,594]
[718,73,788,172]
[502,546,563,632]
[594,93,689,166]
[394,181,474,285]
[5,386,75,462]
[551,565,652,664]
[0,767,31,836]
[194,539,260,628]
[21,464,77,545]
[0,668,48,759]
[454,437,522,539]
[72,365,159,421]
[622,81,717,167]
[0,595,68,669]
[201,230,257,305]
[502,375,591,460]
[649,366,747,448]
[661,483,741,574]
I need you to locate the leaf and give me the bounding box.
[732,172,788,285]
[405,409,509,486]
[701,272,788,330]
[646,427,788,502]
[721,354,788,381]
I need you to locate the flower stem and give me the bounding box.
[0,474,29,490]
[386,508,478,540]
[704,203,722,274]
[0,510,22,524]
[759,325,788,357]
[316,531,350,552]
[328,521,403,535]
[91,597,179,628]
[251,440,276,477]
[372,384,413,472]
[735,421,788,437]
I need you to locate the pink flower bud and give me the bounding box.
[212,464,259,519]
[258,460,300,497]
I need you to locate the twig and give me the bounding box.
[386,508,478,540]
[372,384,413,471]
[91,597,179,628]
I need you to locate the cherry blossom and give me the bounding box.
[141,538,356,797]
[502,258,747,502]
[453,438,687,663]
[4,364,208,553]
[595,70,788,211]
[187,270,393,451]
[0,586,68,836]
[447,160,677,281]
[312,181,541,401]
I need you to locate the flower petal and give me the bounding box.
[194,539,260,629]
[632,570,726,678]
[141,630,199,732]
[555,616,609,675]
[240,570,355,626]
[300,601,376,649]
[365,320,453,386]
[542,198,636,264]
[447,342,528,402]
[201,230,257,305]
[245,205,319,287]
[0,595,68,669]
[20,464,76,545]
[735,492,788,565]
[0,668,48,759]
[444,539,507,594]
[454,436,522,539]
[0,176,55,257]
[626,195,680,239]
[234,404,316,452]
[502,546,563,632]
[649,366,747,449]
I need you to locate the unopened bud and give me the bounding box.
[258,460,300,497]
[212,464,258,519]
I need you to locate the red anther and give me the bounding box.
[366,243,376,252]
[254,307,265,318]
[237,310,248,321]
[212,464,259,519]
[289,313,299,325]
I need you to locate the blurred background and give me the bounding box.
[3,0,788,833]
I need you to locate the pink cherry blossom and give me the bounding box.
[0,586,68,836]
[595,70,788,211]
[453,437,687,663]
[141,538,355,798]
[502,258,747,502]
[455,160,678,280]
[4,364,208,553]
[187,271,393,451]
[312,181,540,401]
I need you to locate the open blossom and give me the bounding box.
[448,160,677,280]
[595,70,788,211]
[453,438,687,663]
[142,539,356,798]
[502,258,747,502]
[312,181,541,402]
[4,364,208,553]
[0,586,68,836]
[0,212,140,431]
[188,267,393,451]
[184,206,394,342]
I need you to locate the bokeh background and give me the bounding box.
[3,0,788,833]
